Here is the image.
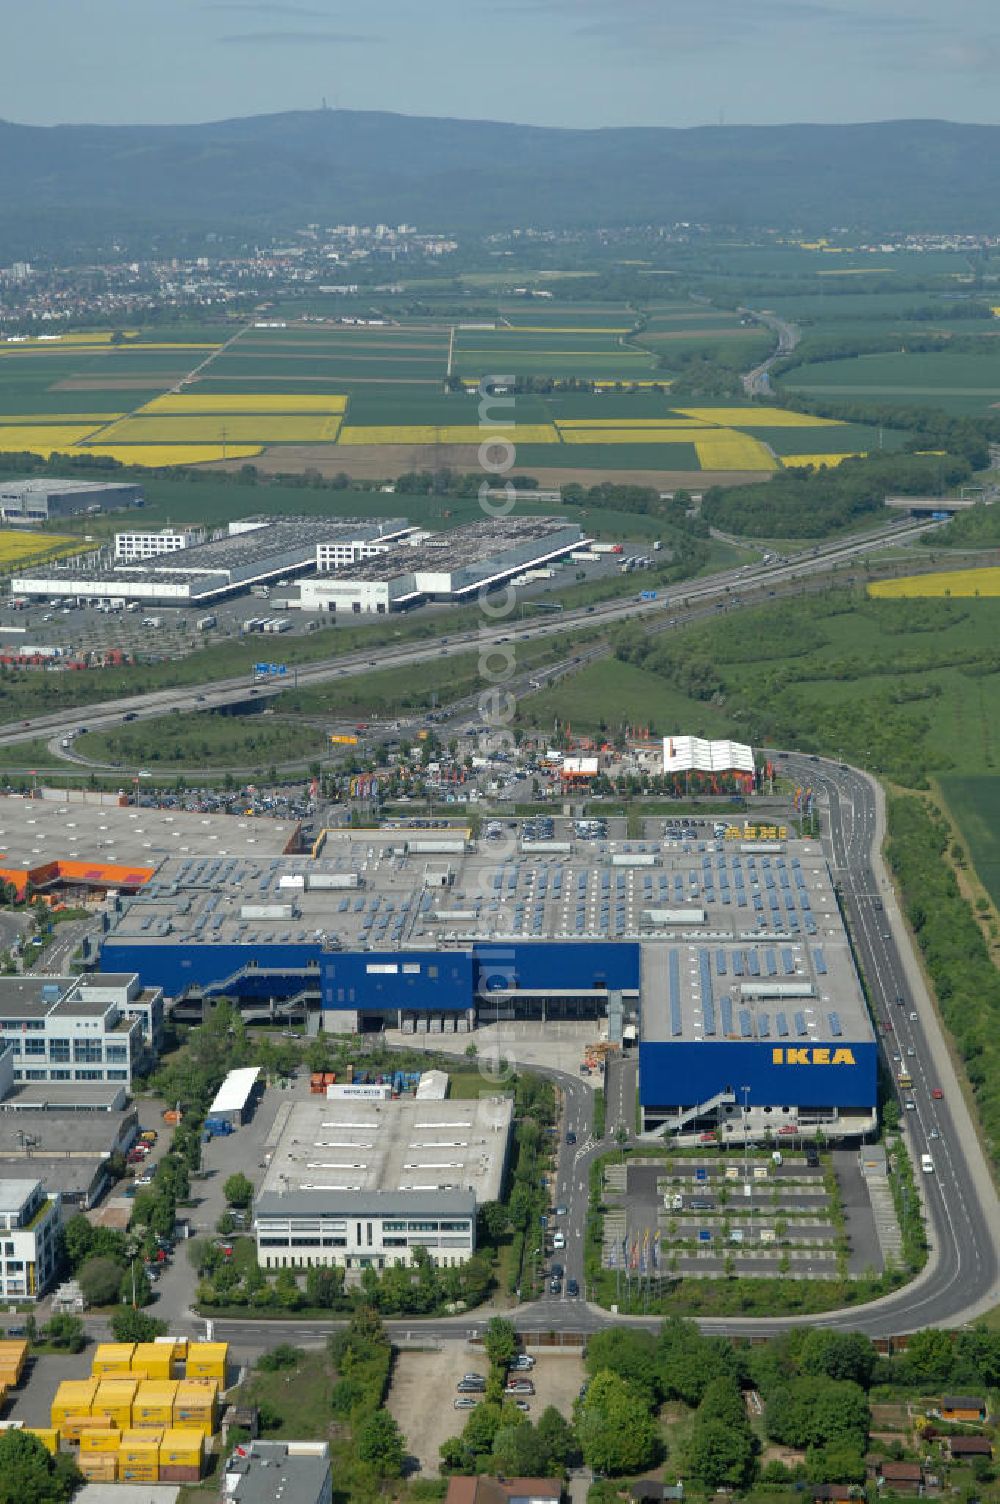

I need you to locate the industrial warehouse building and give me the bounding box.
[97,817,877,1141]
[11,515,410,605]
[254,1093,513,1269]
[298,516,583,613]
[0,477,144,524]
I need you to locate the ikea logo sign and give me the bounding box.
[772,1047,856,1066]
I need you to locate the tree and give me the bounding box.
[43,1315,84,1353]
[800,1329,876,1388]
[356,1410,406,1478]
[223,1172,254,1209]
[536,1405,576,1470]
[305,1265,345,1309]
[492,1421,551,1476]
[60,1213,94,1270]
[78,1255,125,1307]
[0,1429,80,1504]
[576,1371,660,1476]
[481,1201,508,1242]
[483,1316,518,1369]
[685,1418,756,1491]
[902,1326,955,1385]
[120,1265,152,1308]
[110,1309,167,1343]
[586,1328,662,1407]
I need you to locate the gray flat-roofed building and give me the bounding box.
[0,1105,138,1207]
[254,1095,511,1270]
[0,478,143,524]
[12,515,410,604]
[302,515,582,613]
[223,1441,332,1504]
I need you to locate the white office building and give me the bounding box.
[114,526,206,562]
[0,974,161,1090]
[253,1094,513,1270]
[0,1178,61,1299]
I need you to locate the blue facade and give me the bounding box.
[638,1039,878,1109]
[99,940,322,1001]
[321,950,474,1013]
[473,941,640,996]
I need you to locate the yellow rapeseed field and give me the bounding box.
[80,444,262,467]
[556,418,712,429]
[694,434,776,471]
[559,427,710,445]
[338,424,559,445]
[869,568,1000,600]
[0,425,103,456]
[782,452,866,469]
[0,530,84,565]
[142,393,348,415]
[0,413,123,424]
[97,415,341,444]
[676,406,845,428]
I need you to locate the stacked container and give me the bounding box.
[186,1341,228,1382]
[50,1378,100,1439]
[26,1427,60,1455]
[158,1427,204,1484]
[0,1339,28,1389]
[130,1342,176,1381]
[118,1427,162,1483]
[93,1377,138,1431]
[172,1378,219,1435]
[133,1379,179,1426]
[92,1343,136,1377]
[78,1453,117,1483]
[80,1429,121,1454]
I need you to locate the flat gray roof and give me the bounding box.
[167,515,409,574]
[320,515,576,583]
[0,1110,132,1154]
[255,1188,477,1219]
[0,478,139,496]
[1,1083,127,1110]
[105,832,845,955]
[223,1442,329,1504]
[0,795,297,874]
[0,1178,42,1211]
[260,1095,513,1202]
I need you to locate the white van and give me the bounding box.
[921,1153,935,1174]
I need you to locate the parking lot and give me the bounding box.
[601,1149,884,1279]
[387,1344,585,1476]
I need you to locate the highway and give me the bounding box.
[0,515,935,757]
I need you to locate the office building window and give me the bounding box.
[105,1045,128,1063]
[23,1039,45,1057]
[48,1039,70,1062]
[49,1070,70,1081]
[74,1040,103,1063]
[74,1069,102,1081]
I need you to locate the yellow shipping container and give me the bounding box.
[94,1377,139,1430]
[161,1336,188,1360]
[120,1462,159,1483]
[173,1376,219,1425]
[159,1428,205,1467]
[131,1342,175,1380]
[26,1427,60,1455]
[78,1455,117,1482]
[51,1378,99,1426]
[92,1343,136,1376]
[80,1429,122,1454]
[0,1340,27,1377]
[186,1341,228,1380]
[133,1379,179,1425]
[119,1427,163,1463]
[62,1414,112,1443]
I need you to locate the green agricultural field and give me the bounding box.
[522,590,1000,787]
[937,776,1000,909]
[779,350,1000,414]
[752,422,902,457]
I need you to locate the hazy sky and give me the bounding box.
[4,0,999,129]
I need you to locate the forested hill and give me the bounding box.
[3,111,1000,244]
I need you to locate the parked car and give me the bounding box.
[457,1379,485,1393]
[515,1401,531,1413]
[509,1355,535,1371]
[505,1380,535,1395]
[454,1398,479,1410]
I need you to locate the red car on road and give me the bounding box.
[931,1088,944,1100]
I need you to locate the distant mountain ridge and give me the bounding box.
[2,110,999,246]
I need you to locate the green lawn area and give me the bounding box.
[779,349,1000,414]
[937,776,1000,908]
[75,712,329,770]
[524,656,736,740]
[232,1347,339,1440]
